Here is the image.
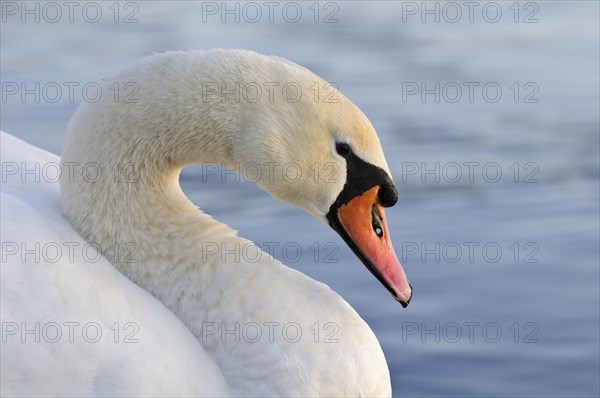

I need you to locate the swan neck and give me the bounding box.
[59,55,250,310]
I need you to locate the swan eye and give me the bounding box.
[336,142,351,157]
[371,206,384,238]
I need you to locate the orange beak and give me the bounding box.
[334,186,412,307]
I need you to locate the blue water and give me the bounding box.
[2,1,598,396]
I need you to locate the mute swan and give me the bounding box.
[1,49,412,396]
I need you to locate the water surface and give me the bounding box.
[2,2,598,396]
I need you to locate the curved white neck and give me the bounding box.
[59,50,391,395]
[60,52,268,323]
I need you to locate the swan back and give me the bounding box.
[1,132,230,397]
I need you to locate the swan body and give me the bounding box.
[1,49,411,396]
[1,132,230,397]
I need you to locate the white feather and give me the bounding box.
[2,49,393,396]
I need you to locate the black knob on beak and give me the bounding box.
[378,179,398,207]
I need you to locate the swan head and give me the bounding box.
[66,49,412,306]
[228,51,412,306]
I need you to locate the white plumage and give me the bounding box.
[1,132,230,397]
[1,49,399,396]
